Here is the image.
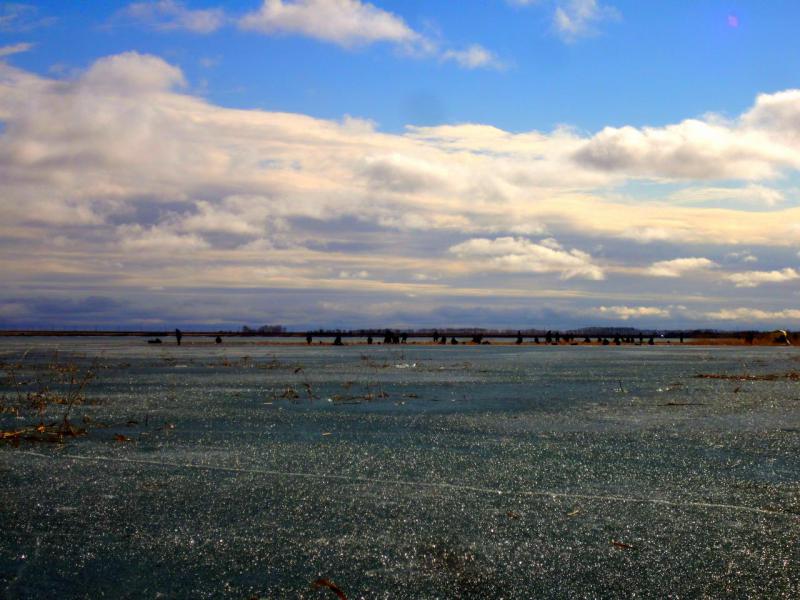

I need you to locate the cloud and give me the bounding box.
[4,52,800,255]
[238,0,423,49]
[81,51,186,93]
[120,1,226,33]
[553,0,619,42]
[669,184,785,207]
[449,236,605,280]
[0,3,55,32]
[119,225,210,252]
[574,119,797,180]
[4,52,800,327]
[742,89,800,143]
[0,42,33,58]
[645,257,716,278]
[724,268,799,288]
[725,251,758,264]
[596,305,671,320]
[704,307,800,322]
[441,44,505,70]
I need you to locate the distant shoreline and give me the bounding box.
[0,330,793,346]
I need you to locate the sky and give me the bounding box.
[1,0,800,331]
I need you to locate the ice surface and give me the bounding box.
[1,338,799,598]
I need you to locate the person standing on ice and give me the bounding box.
[175,328,183,346]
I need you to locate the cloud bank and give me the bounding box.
[1,51,800,327]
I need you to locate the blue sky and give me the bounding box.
[11,1,800,131]
[1,1,800,330]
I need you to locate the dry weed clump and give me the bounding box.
[0,353,99,445]
[694,371,800,381]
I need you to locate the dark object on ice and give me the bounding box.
[611,540,635,550]
[439,336,447,345]
[648,336,655,345]
[534,337,540,344]
[433,330,440,342]
[306,333,313,345]
[450,337,459,345]
[472,334,484,344]
[215,336,222,344]
[312,578,347,599]
[147,338,162,344]
[774,330,791,345]
[602,338,610,346]
[545,330,552,344]
[679,334,684,343]
[401,333,408,344]
[333,335,343,346]
[367,336,373,344]
[614,335,621,346]
[516,331,523,345]
[175,328,182,346]
[584,336,591,343]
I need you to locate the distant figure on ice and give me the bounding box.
[175,329,182,346]
[450,337,459,345]
[367,336,373,344]
[215,336,222,344]
[516,331,523,345]
[648,336,655,345]
[333,335,343,346]
[306,333,313,345]
[433,330,440,343]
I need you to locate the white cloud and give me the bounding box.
[669,184,785,207]
[646,257,716,278]
[238,0,423,48]
[725,268,799,288]
[0,42,33,58]
[81,51,186,93]
[742,89,800,143]
[704,307,800,322]
[339,270,369,279]
[119,225,210,252]
[441,44,504,70]
[449,236,605,280]
[725,251,758,264]
[121,1,225,33]
[574,119,797,180]
[553,0,619,42]
[597,305,671,320]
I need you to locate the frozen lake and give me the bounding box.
[2,338,799,598]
